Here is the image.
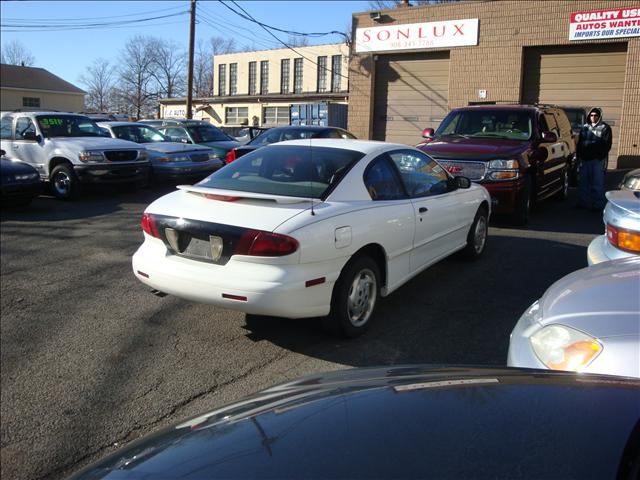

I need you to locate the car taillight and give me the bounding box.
[225,149,236,164]
[235,229,299,256]
[607,223,640,253]
[141,212,160,238]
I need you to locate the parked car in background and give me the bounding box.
[225,125,357,163]
[587,189,640,265]
[0,149,42,206]
[98,122,224,183]
[133,139,490,338]
[0,111,150,199]
[150,119,240,160]
[417,104,575,224]
[508,256,640,378]
[559,105,587,185]
[69,366,640,480]
[620,168,640,191]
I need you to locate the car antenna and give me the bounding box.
[309,136,315,216]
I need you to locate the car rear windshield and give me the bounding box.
[436,110,533,140]
[197,145,364,199]
[36,115,104,138]
[111,125,167,143]
[186,125,232,142]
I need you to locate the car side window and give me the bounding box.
[0,116,13,140]
[251,129,281,146]
[389,150,449,198]
[321,129,342,139]
[164,127,189,143]
[15,117,36,140]
[363,156,406,201]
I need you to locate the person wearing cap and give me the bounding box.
[575,107,612,210]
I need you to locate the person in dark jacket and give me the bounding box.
[576,107,612,210]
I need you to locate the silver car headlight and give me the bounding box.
[487,159,519,180]
[78,151,105,163]
[530,324,602,372]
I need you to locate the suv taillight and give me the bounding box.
[235,229,299,257]
[607,224,640,254]
[141,213,160,238]
[225,149,236,164]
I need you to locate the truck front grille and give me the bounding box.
[104,150,138,162]
[435,160,487,182]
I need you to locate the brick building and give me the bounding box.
[349,0,640,168]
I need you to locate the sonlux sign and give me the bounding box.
[355,18,479,53]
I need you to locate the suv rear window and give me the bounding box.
[186,125,232,142]
[437,110,532,140]
[198,145,364,199]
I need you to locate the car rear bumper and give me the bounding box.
[74,163,151,184]
[480,178,525,215]
[587,234,635,265]
[131,238,343,318]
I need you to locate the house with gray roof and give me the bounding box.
[0,63,85,112]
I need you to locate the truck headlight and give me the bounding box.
[530,324,602,372]
[487,159,519,180]
[78,151,105,163]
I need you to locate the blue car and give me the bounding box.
[98,122,225,183]
[0,150,42,206]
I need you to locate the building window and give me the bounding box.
[218,64,226,96]
[317,56,327,93]
[280,59,290,94]
[260,60,269,95]
[294,58,303,94]
[248,61,257,95]
[225,106,249,125]
[331,55,342,92]
[229,63,237,96]
[22,97,41,108]
[263,106,289,125]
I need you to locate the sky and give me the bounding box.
[0,0,371,86]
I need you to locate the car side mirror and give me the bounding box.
[22,132,41,142]
[448,176,471,190]
[422,128,435,139]
[541,131,557,143]
[0,149,5,156]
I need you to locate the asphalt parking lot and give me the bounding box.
[0,174,624,480]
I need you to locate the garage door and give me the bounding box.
[373,52,450,145]
[522,44,627,168]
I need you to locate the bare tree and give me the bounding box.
[78,58,115,111]
[149,39,186,99]
[117,36,158,119]
[1,39,35,66]
[287,35,310,48]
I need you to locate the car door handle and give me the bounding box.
[419,207,428,213]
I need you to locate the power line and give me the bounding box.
[1,11,189,31]
[1,4,186,22]
[197,10,281,51]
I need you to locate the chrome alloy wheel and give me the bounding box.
[473,215,488,254]
[53,170,71,196]
[346,268,377,327]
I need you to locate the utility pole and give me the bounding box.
[186,0,196,119]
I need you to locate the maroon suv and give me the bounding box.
[417,105,574,224]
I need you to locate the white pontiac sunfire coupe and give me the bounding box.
[132,139,491,337]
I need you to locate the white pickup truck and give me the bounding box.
[0,111,150,199]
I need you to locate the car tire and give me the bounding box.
[461,206,488,260]
[50,163,80,200]
[553,168,569,201]
[324,256,380,339]
[512,175,532,226]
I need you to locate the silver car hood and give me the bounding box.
[144,142,210,154]
[538,256,640,338]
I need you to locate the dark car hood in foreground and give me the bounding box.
[0,158,39,178]
[70,366,640,479]
[418,137,529,160]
